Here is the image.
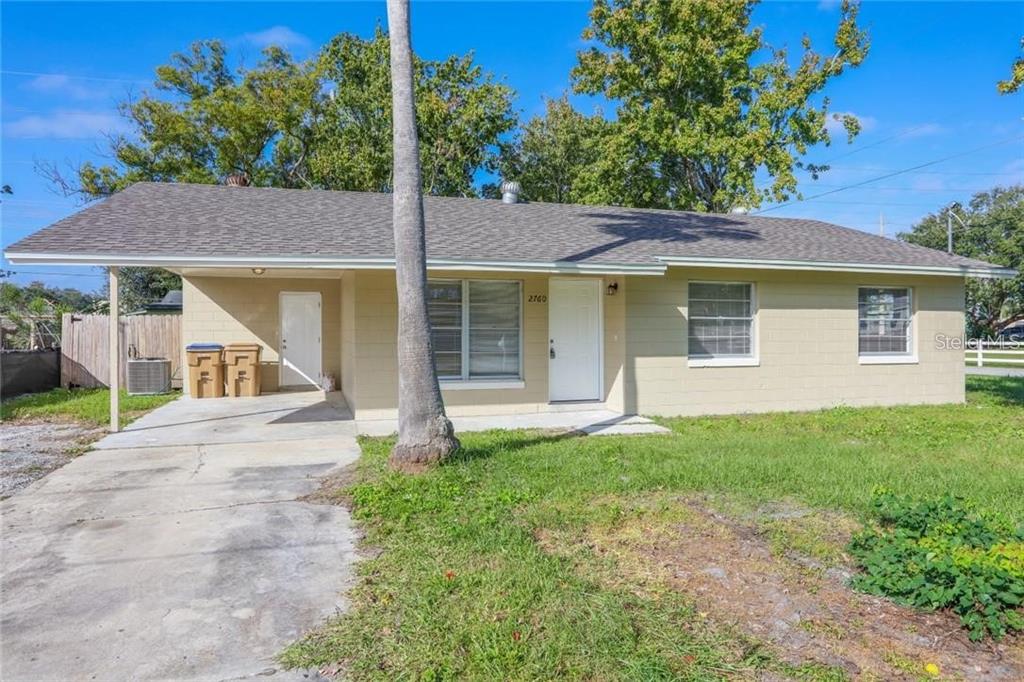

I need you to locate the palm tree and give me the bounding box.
[386,0,460,470]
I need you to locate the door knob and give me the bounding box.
[550,347,556,359]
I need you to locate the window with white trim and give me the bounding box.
[688,281,755,358]
[858,287,912,355]
[427,279,522,380]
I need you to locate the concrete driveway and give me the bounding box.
[1,392,359,681]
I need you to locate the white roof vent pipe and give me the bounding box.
[501,180,521,204]
[729,206,749,215]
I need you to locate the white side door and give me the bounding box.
[548,279,602,402]
[280,292,322,388]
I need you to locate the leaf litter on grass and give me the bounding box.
[536,493,1024,681]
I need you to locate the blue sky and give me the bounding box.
[2,1,1022,293]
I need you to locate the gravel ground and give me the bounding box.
[1,421,106,498]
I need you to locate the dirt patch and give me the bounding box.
[1,420,105,498]
[540,495,1024,680]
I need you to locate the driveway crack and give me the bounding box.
[74,498,299,524]
[189,445,206,479]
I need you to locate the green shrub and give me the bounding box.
[848,488,1024,640]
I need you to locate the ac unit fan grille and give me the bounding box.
[127,359,172,395]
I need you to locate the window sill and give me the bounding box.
[688,357,759,368]
[440,379,525,390]
[858,355,919,365]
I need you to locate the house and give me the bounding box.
[4,182,1014,424]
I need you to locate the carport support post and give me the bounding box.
[109,267,120,433]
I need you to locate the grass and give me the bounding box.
[1,387,179,427]
[282,376,1023,680]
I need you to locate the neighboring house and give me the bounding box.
[128,289,183,316]
[4,182,1015,419]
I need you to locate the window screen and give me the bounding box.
[427,279,521,380]
[688,282,754,358]
[858,287,911,355]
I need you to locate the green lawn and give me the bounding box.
[1,388,179,427]
[283,376,1023,680]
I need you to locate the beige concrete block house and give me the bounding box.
[6,182,1013,420]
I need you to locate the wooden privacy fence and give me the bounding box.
[61,313,182,389]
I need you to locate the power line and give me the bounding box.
[800,167,1020,177]
[792,199,946,207]
[0,69,148,84]
[755,135,1024,215]
[814,123,939,165]
[800,184,1004,193]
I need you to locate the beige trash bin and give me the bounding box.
[186,343,224,399]
[224,343,262,397]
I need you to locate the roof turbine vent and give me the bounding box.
[500,180,521,204]
[225,173,250,187]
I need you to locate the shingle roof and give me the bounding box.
[5,182,1006,273]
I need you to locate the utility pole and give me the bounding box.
[879,212,885,238]
[946,202,968,255]
[947,211,953,254]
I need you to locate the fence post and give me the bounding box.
[977,343,983,368]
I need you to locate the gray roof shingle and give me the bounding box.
[5,182,1005,273]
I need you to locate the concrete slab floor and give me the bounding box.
[96,390,356,450]
[2,405,360,681]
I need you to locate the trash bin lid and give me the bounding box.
[224,343,262,350]
[186,343,224,351]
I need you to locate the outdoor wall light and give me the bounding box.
[251,267,266,276]
[606,281,619,296]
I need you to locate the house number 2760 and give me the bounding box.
[528,295,547,303]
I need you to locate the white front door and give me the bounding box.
[548,279,602,402]
[280,292,322,388]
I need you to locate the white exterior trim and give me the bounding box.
[8,250,1012,279]
[857,285,916,362]
[688,357,760,368]
[439,379,526,391]
[657,255,1015,279]
[2,251,667,276]
[687,280,759,367]
[858,355,919,365]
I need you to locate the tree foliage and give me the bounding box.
[569,0,869,212]
[109,268,183,315]
[0,281,100,349]
[492,96,610,204]
[998,37,1024,94]
[47,31,514,199]
[900,186,1024,335]
[312,29,515,196]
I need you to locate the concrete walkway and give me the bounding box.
[358,408,669,436]
[1,392,360,681]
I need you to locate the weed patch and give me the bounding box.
[849,489,1024,640]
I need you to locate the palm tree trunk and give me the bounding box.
[386,0,459,470]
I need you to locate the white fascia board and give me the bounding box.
[3,251,666,276]
[655,255,1016,279]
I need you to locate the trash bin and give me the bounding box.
[186,343,224,399]
[224,343,262,397]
